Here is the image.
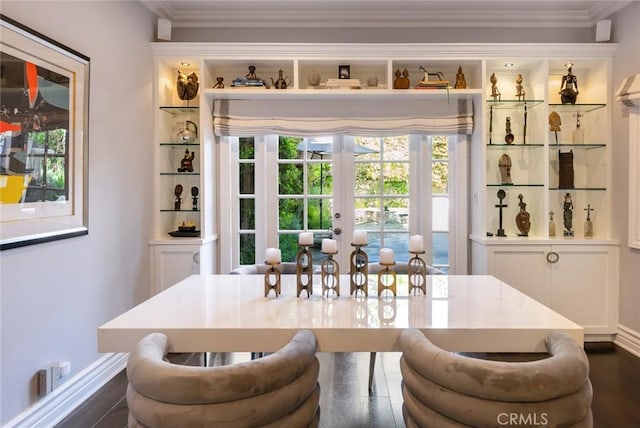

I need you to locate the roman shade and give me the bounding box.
[212,98,474,137]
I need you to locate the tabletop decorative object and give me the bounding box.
[559,63,579,104]
[408,235,427,295]
[350,231,369,297]
[212,77,224,89]
[584,204,594,238]
[377,248,397,297]
[177,149,195,173]
[321,238,340,298]
[549,211,556,237]
[264,248,282,298]
[296,232,314,297]
[516,194,531,237]
[495,189,508,237]
[563,193,574,237]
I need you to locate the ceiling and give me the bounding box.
[139,0,632,29]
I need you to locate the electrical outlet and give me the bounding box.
[51,361,71,390]
[38,368,51,396]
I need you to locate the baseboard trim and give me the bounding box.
[5,352,128,428]
[615,324,640,358]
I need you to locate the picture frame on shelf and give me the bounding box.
[0,15,90,250]
[338,65,350,79]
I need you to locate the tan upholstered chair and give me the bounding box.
[367,262,444,391]
[398,328,593,428]
[126,330,320,428]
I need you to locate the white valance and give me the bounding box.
[212,98,474,137]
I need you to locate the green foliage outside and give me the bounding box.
[25,129,67,202]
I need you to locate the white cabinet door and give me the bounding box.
[150,244,200,295]
[550,245,619,335]
[487,244,552,306]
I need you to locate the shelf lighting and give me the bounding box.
[180,62,190,67]
[504,63,514,68]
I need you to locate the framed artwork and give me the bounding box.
[0,15,90,250]
[338,65,350,79]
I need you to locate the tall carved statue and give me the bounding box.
[563,193,574,237]
[559,65,579,104]
[515,194,531,237]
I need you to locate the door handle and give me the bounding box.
[332,227,342,235]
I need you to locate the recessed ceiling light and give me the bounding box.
[504,63,514,68]
[181,62,190,67]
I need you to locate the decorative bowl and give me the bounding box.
[178,225,196,232]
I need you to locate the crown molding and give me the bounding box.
[141,1,632,29]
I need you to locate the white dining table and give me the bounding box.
[98,274,583,354]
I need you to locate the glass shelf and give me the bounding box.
[548,103,606,113]
[487,143,545,148]
[159,106,200,114]
[486,99,544,109]
[160,142,200,147]
[160,172,200,176]
[487,184,545,187]
[551,144,606,149]
[160,209,201,212]
[549,187,606,191]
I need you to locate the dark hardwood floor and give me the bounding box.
[56,344,640,428]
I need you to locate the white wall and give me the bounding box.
[610,1,640,342]
[0,1,154,423]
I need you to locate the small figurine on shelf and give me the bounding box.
[559,63,579,104]
[499,153,513,185]
[213,77,224,89]
[515,194,531,237]
[191,186,199,211]
[549,211,556,237]
[515,74,525,101]
[563,193,574,237]
[495,189,508,237]
[174,184,183,211]
[558,150,574,189]
[490,73,501,101]
[549,111,562,145]
[393,68,410,89]
[572,113,585,144]
[584,204,594,238]
[454,65,467,89]
[177,149,194,173]
[505,116,515,144]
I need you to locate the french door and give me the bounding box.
[221,134,463,273]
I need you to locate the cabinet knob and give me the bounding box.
[546,251,559,264]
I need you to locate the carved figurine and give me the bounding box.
[499,153,513,185]
[505,116,514,144]
[549,211,556,237]
[213,77,224,89]
[176,70,199,101]
[515,74,525,101]
[563,193,574,237]
[178,149,194,173]
[454,66,467,89]
[490,73,501,101]
[393,68,410,89]
[495,189,507,237]
[174,184,183,210]
[515,194,531,237]
[558,150,574,189]
[246,65,258,80]
[191,186,199,211]
[559,64,579,104]
[549,111,562,144]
